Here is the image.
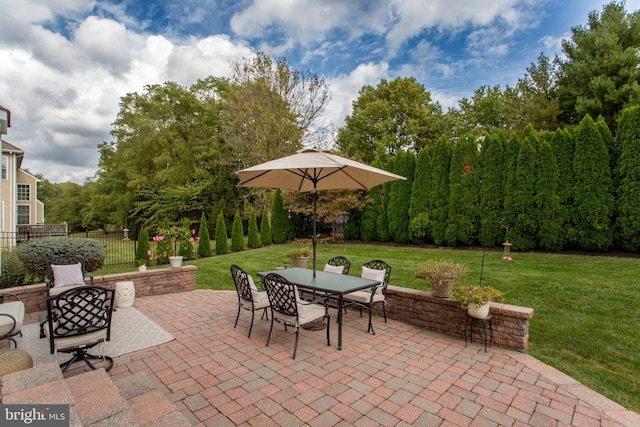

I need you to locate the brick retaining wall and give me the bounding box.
[2,266,533,352]
[0,266,196,315]
[374,285,534,353]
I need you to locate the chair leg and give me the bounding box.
[292,328,300,359]
[367,304,375,335]
[59,348,113,373]
[325,314,331,347]
[234,304,241,329]
[383,302,387,323]
[266,314,275,347]
[248,310,255,338]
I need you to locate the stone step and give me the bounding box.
[1,362,189,426]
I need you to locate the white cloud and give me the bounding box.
[0,7,256,183]
[230,0,389,45]
[75,16,136,74]
[326,62,390,128]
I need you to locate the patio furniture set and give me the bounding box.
[230,257,392,359]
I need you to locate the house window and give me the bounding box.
[17,205,30,225]
[1,157,6,180]
[17,184,30,201]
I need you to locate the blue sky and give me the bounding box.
[1,0,638,183]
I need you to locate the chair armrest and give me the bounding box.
[87,274,95,286]
[0,313,18,336]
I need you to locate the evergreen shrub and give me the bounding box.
[0,250,27,288]
[17,237,106,279]
[215,211,228,255]
[197,212,212,257]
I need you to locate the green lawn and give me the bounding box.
[95,242,640,413]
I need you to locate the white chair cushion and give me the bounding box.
[49,284,88,296]
[323,264,344,274]
[51,263,85,287]
[343,290,385,304]
[274,303,325,326]
[48,329,108,352]
[240,291,270,309]
[361,266,386,294]
[248,275,261,302]
[0,301,25,336]
[294,286,305,317]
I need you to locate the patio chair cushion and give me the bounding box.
[361,266,386,294]
[294,286,305,317]
[0,301,25,337]
[51,263,85,288]
[273,302,325,326]
[248,275,261,302]
[240,292,270,310]
[343,291,385,304]
[323,264,344,274]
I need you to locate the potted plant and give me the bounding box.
[135,258,148,272]
[415,259,468,298]
[452,285,505,318]
[154,225,183,268]
[286,247,312,269]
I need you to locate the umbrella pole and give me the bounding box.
[313,189,317,277]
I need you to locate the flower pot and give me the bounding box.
[430,278,454,298]
[137,264,147,272]
[468,302,491,319]
[169,256,184,268]
[291,256,310,269]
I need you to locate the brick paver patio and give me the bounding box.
[108,290,640,426]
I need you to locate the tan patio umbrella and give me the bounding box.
[237,148,406,276]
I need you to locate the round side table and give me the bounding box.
[115,281,136,308]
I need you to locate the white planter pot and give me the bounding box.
[169,256,184,268]
[468,302,491,319]
[137,264,147,272]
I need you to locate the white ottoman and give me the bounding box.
[115,281,136,308]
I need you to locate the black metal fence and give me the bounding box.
[0,230,137,268]
[69,231,137,267]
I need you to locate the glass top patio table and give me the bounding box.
[257,267,380,350]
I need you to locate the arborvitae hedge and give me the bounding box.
[536,140,564,250]
[510,125,539,251]
[388,150,415,244]
[614,106,640,251]
[430,137,452,246]
[215,211,228,255]
[247,209,261,248]
[197,212,212,257]
[361,159,383,241]
[231,211,245,252]
[502,133,521,229]
[408,148,431,243]
[571,114,614,251]
[178,218,195,260]
[377,158,395,242]
[260,205,272,246]
[135,227,150,265]
[597,114,618,188]
[479,133,506,246]
[445,136,480,246]
[271,189,289,244]
[549,128,574,248]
